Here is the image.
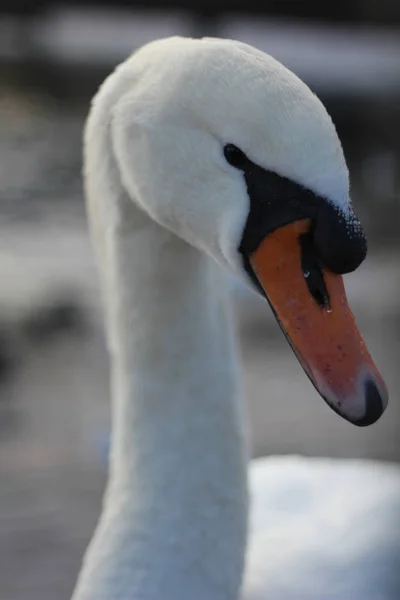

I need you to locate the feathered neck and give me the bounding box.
[72,69,249,600]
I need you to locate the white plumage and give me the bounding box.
[72,36,400,600]
[246,456,400,599]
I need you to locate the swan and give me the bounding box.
[72,36,400,600]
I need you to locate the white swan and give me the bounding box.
[72,36,400,600]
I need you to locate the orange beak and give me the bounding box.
[250,219,388,426]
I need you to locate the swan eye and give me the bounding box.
[223,144,248,169]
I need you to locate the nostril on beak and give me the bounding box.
[355,379,386,427]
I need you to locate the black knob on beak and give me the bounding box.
[313,203,367,275]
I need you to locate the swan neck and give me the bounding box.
[108,225,246,490]
[107,226,248,599]
[74,95,248,596]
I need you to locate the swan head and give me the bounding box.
[109,36,388,426]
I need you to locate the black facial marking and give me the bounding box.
[234,148,367,280]
[300,233,331,310]
[223,144,248,169]
[313,201,367,274]
[238,165,317,257]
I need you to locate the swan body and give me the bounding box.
[246,456,400,599]
[72,36,400,600]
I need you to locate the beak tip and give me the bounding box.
[353,378,388,428]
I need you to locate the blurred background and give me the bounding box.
[0,2,399,599]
